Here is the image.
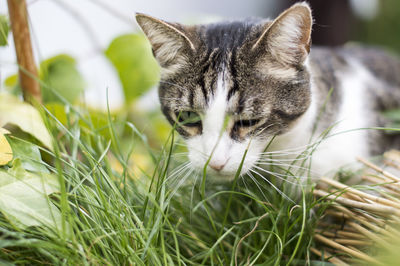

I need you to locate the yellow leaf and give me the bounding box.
[0,94,53,150]
[0,128,10,135]
[0,133,12,165]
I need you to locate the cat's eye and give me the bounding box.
[235,119,261,128]
[175,111,201,127]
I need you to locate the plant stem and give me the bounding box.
[7,0,41,103]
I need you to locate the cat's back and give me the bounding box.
[308,45,400,157]
[339,45,400,87]
[309,45,400,111]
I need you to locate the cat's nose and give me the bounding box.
[209,162,227,171]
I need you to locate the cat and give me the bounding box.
[135,2,400,182]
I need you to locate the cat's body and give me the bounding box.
[136,3,400,182]
[270,46,400,176]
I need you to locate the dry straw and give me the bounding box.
[313,150,400,265]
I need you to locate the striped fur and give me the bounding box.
[136,3,400,180]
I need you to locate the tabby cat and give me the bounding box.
[135,2,400,182]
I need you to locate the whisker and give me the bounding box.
[171,154,190,160]
[172,144,210,158]
[256,155,312,163]
[251,123,280,138]
[252,165,314,185]
[252,165,303,185]
[165,162,192,183]
[256,162,315,174]
[166,168,195,202]
[246,172,268,200]
[249,169,295,204]
[258,137,326,155]
[258,147,313,156]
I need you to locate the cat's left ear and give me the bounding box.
[253,2,312,66]
[136,13,196,71]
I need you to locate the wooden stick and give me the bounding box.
[7,0,41,103]
[330,203,400,240]
[320,177,400,209]
[314,234,382,265]
[332,189,367,203]
[333,238,371,246]
[361,175,400,196]
[335,230,367,239]
[347,221,391,249]
[317,222,358,232]
[362,175,400,187]
[310,247,349,266]
[331,205,385,229]
[357,157,400,182]
[315,229,366,240]
[314,189,400,217]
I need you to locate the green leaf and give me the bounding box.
[40,54,85,104]
[0,159,61,230]
[7,137,49,173]
[105,34,160,103]
[45,102,68,125]
[4,74,18,90]
[0,15,9,46]
[0,93,53,150]
[3,74,23,97]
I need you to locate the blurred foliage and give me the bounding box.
[355,0,400,53]
[105,34,160,103]
[0,94,53,150]
[45,102,115,140]
[0,158,62,231]
[8,137,49,173]
[0,15,9,46]
[4,55,85,105]
[40,54,85,104]
[3,32,165,145]
[369,224,400,266]
[3,74,18,94]
[0,94,61,232]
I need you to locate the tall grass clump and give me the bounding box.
[0,101,325,265]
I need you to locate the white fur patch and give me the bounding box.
[311,61,371,175]
[268,60,373,178]
[186,70,266,178]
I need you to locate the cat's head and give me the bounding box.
[136,3,313,179]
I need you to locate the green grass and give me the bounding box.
[0,102,332,265]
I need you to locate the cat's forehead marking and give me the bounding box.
[203,68,229,134]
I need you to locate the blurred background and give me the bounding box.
[0,0,399,111]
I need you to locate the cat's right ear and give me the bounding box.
[252,3,312,66]
[135,13,196,72]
